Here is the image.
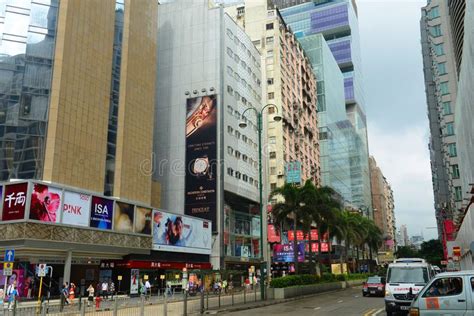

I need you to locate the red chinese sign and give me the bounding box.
[305,242,330,253]
[287,230,329,241]
[2,183,28,221]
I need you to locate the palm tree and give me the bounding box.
[270,182,307,274]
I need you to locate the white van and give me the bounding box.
[385,258,434,315]
[409,270,474,315]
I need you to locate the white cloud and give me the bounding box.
[367,122,438,240]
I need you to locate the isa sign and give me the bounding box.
[89,196,114,230]
[285,161,301,184]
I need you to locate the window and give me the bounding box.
[445,122,455,136]
[430,25,442,37]
[242,135,248,142]
[270,183,277,190]
[269,136,276,144]
[252,40,260,47]
[237,6,245,15]
[268,106,275,114]
[439,82,449,95]
[423,277,463,297]
[235,130,241,139]
[448,143,457,157]
[269,151,276,159]
[235,151,241,159]
[267,78,274,85]
[437,62,447,75]
[227,146,234,155]
[235,171,241,180]
[434,43,444,56]
[227,126,234,135]
[270,167,276,175]
[455,187,463,202]
[242,154,248,162]
[442,101,452,115]
[268,92,274,99]
[243,174,248,182]
[267,49,274,57]
[266,23,274,30]
[227,47,233,58]
[428,6,440,19]
[227,168,234,176]
[227,85,234,95]
[227,105,233,114]
[266,36,274,45]
[451,164,460,179]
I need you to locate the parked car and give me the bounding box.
[363,276,386,297]
[409,270,474,316]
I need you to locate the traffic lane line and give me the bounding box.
[373,308,385,315]
[363,308,376,316]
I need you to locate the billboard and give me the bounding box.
[130,269,139,295]
[152,209,212,255]
[273,243,305,263]
[2,183,28,221]
[114,202,134,233]
[89,196,114,230]
[29,183,62,223]
[285,161,302,184]
[184,95,217,231]
[251,217,260,237]
[62,191,91,227]
[135,206,152,235]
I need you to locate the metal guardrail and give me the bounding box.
[2,286,263,315]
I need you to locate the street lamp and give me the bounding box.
[239,103,281,301]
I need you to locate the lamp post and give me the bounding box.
[239,104,282,301]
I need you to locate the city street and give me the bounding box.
[226,287,386,316]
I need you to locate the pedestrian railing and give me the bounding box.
[2,286,264,315]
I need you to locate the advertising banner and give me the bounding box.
[287,229,320,241]
[306,242,330,253]
[285,161,302,184]
[130,269,139,295]
[29,183,62,223]
[152,209,212,255]
[114,202,134,233]
[267,224,281,243]
[89,196,114,230]
[251,217,260,237]
[184,95,217,231]
[2,183,28,221]
[273,243,305,263]
[62,191,91,227]
[135,206,152,235]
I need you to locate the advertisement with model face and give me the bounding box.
[130,269,139,295]
[134,206,152,235]
[89,196,114,230]
[29,183,62,223]
[114,201,134,233]
[61,191,91,227]
[152,209,212,255]
[184,95,217,232]
[2,182,28,221]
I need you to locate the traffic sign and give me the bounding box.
[37,264,47,277]
[4,249,14,262]
[3,262,13,276]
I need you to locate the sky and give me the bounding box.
[357,0,438,240]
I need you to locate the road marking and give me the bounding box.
[363,308,376,316]
[314,307,321,310]
[373,308,385,315]
[337,300,343,303]
[354,295,360,298]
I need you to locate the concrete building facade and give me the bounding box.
[226,1,320,192]
[420,0,462,236]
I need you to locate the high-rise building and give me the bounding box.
[399,225,409,247]
[420,0,462,235]
[369,156,396,251]
[226,1,321,192]
[154,0,265,272]
[0,0,167,286]
[274,0,372,215]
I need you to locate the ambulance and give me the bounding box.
[385,258,434,315]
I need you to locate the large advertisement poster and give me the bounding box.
[273,243,305,263]
[114,202,134,233]
[62,191,91,227]
[134,206,152,235]
[184,95,217,231]
[29,183,62,223]
[251,217,260,237]
[130,269,139,295]
[2,183,28,221]
[152,209,212,255]
[89,196,114,230]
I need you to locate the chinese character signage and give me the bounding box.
[29,183,62,223]
[152,209,212,255]
[287,229,319,241]
[62,191,91,227]
[2,183,28,221]
[184,95,217,232]
[285,161,301,184]
[89,196,114,230]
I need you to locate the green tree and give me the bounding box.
[419,239,443,266]
[395,246,419,258]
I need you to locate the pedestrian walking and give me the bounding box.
[69,282,76,305]
[145,279,151,299]
[61,282,70,305]
[222,280,228,294]
[95,293,102,310]
[87,284,95,307]
[109,280,115,300]
[101,281,109,300]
